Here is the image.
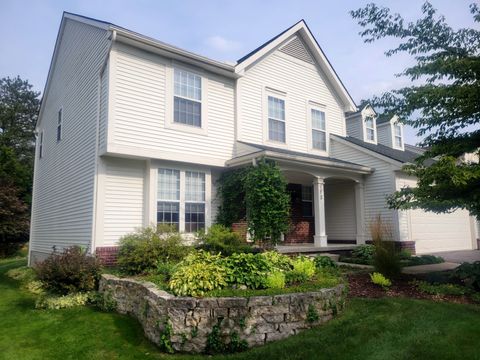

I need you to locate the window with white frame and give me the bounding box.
[311,109,327,151]
[301,185,313,217]
[173,68,202,127]
[268,96,286,143]
[157,169,180,230]
[57,108,62,142]
[365,116,375,142]
[394,123,402,148]
[185,171,206,232]
[39,131,44,159]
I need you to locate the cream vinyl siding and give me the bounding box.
[101,157,145,246]
[238,40,345,154]
[325,182,356,240]
[108,43,235,165]
[30,19,110,255]
[377,124,392,148]
[345,115,363,140]
[98,63,109,153]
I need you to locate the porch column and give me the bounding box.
[354,181,366,244]
[313,177,328,247]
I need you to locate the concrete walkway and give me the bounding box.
[426,250,480,264]
[402,262,460,275]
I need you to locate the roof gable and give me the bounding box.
[235,20,357,112]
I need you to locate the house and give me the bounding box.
[29,12,479,264]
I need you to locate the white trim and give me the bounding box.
[363,115,377,144]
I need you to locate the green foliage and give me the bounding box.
[244,159,291,245]
[292,257,316,278]
[370,216,402,278]
[6,265,36,283]
[117,226,190,275]
[351,245,376,262]
[261,250,293,271]
[196,224,253,255]
[404,255,444,267]
[411,280,469,296]
[370,272,392,289]
[205,320,248,354]
[224,253,271,289]
[35,292,95,310]
[351,2,480,218]
[154,261,176,283]
[451,261,480,291]
[306,304,320,323]
[265,271,286,289]
[158,320,174,354]
[314,255,338,269]
[216,168,248,227]
[35,246,102,295]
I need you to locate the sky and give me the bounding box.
[0,0,477,144]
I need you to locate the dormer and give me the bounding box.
[377,114,404,151]
[345,103,377,144]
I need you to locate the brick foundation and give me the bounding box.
[395,241,416,255]
[232,220,249,240]
[96,246,119,266]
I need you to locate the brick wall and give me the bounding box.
[96,246,119,266]
[284,184,314,244]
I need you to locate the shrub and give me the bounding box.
[411,280,469,296]
[196,224,253,256]
[351,244,375,262]
[292,257,316,278]
[35,246,102,295]
[35,292,94,310]
[224,253,271,289]
[406,255,444,266]
[169,262,227,297]
[370,216,402,278]
[285,270,309,285]
[6,266,36,283]
[117,226,190,274]
[314,255,338,269]
[265,271,286,289]
[261,251,293,271]
[370,272,392,289]
[155,261,177,282]
[451,261,480,291]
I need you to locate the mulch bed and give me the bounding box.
[347,272,475,305]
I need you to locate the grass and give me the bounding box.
[2,258,480,359]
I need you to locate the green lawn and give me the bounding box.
[2,258,480,360]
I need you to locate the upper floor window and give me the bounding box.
[174,69,202,127]
[157,168,180,230]
[365,117,375,142]
[311,109,326,151]
[57,108,63,142]
[394,123,402,148]
[268,96,286,143]
[39,131,44,159]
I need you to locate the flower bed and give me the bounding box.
[99,275,346,354]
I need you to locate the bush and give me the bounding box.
[405,255,444,266]
[370,272,391,289]
[117,226,190,274]
[292,257,316,278]
[196,224,253,256]
[224,253,271,289]
[314,255,338,269]
[169,262,227,297]
[351,244,375,262]
[261,251,293,271]
[451,261,480,291]
[411,280,469,296]
[35,246,102,295]
[265,271,286,289]
[370,216,402,278]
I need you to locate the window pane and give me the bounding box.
[302,201,313,217]
[301,185,313,201]
[312,129,326,150]
[174,68,201,101]
[366,128,375,141]
[311,109,325,130]
[394,125,402,136]
[268,96,285,120]
[268,118,286,143]
[395,136,402,147]
[185,203,205,232]
[365,118,374,128]
[157,169,180,200]
[157,201,179,230]
[174,97,201,127]
[185,171,205,202]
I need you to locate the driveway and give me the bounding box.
[426,250,480,264]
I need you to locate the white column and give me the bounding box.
[354,181,366,244]
[313,177,328,247]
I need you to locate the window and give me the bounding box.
[157,169,180,230]
[185,171,205,232]
[365,117,375,142]
[57,108,62,142]
[39,131,44,159]
[311,109,327,151]
[301,185,313,217]
[394,123,402,148]
[268,96,286,143]
[174,69,202,127]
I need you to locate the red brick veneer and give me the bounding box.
[96,246,119,266]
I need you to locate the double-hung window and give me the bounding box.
[311,109,327,151]
[394,123,402,148]
[174,69,202,127]
[185,171,206,232]
[157,169,180,230]
[268,96,286,143]
[365,117,375,142]
[57,108,62,142]
[301,185,313,217]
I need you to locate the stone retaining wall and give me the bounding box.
[99,274,346,353]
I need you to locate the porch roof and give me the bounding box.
[227,141,373,174]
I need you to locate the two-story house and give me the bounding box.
[29,12,478,264]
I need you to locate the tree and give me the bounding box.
[351,2,480,218]
[0,76,40,255]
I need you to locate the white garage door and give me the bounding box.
[410,209,473,254]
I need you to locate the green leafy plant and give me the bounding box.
[205,321,225,354]
[261,250,293,271]
[370,216,402,278]
[405,255,444,266]
[6,266,36,283]
[307,304,320,323]
[196,224,253,255]
[292,257,316,278]
[351,244,376,262]
[35,246,102,295]
[411,280,469,296]
[370,272,392,289]
[35,292,95,310]
[216,167,249,227]
[265,271,286,289]
[314,255,338,269]
[117,225,190,274]
[224,252,271,289]
[158,319,174,354]
[451,261,480,291]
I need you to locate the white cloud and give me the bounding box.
[204,35,241,53]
